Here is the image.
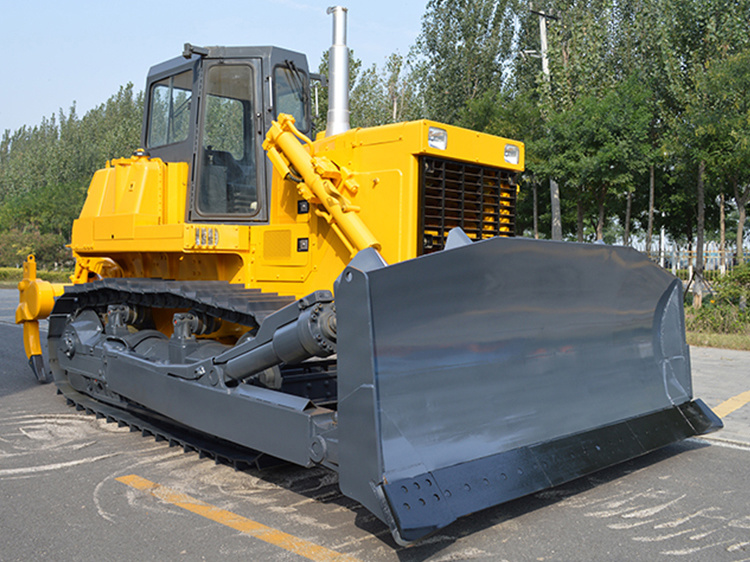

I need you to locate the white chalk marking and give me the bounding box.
[654,507,722,529]
[0,453,117,476]
[632,528,695,542]
[621,495,686,519]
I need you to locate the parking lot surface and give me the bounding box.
[1,289,749,561]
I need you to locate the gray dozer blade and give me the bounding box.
[333,233,722,545]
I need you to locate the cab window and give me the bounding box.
[274,64,309,132]
[198,64,258,216]
[147,70,193,147]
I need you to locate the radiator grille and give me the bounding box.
[419,156,517,254]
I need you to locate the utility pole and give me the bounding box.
[531,6,562,241]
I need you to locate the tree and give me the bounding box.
[382,52,422,123]
[316,49,422,131]
[415,0,521,124]
[690,50,750,264]
[657,0,750,279]
[0,84,143,266]
[535,73,652,241]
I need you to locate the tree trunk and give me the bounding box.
[577,196,584,242]
[734,177,750,265]
[720,191,726,272]
[533,182,539,239]
[624,190,632,246]
[596,187,606,241]
[696,161,705,276]
[694,161,705,309]
[646,164,655,253]
[550,179,562,240]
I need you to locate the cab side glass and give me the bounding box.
[274,65,309,132]
[198,64,259,216]
[147,70,193,147]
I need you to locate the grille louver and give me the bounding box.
[419,156,517,254]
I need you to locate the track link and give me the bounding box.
[51,278,295,329]
[57,380,282,469]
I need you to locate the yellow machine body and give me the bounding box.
[69,119,522,299]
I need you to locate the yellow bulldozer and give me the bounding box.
[16,6,721,545]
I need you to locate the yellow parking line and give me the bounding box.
[713,390,750,419]
[116,474,360,562]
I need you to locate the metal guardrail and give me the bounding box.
[645,246,748,282]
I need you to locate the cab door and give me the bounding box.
[190,59,267,223]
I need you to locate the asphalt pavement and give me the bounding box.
[1,288,749,561]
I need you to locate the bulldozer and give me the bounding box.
[16,6,721,546]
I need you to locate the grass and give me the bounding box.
[686,331,750,351]
[0,266,72,288]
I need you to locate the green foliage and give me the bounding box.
[204,96,246,159]
[686,265,750,334]
[534,73,653,239]
[0,180,87,237]
[686,302,750,334]
[690,50,750,261]
[0,267,72,284]
[714,264,750,306]
[0,228,71,270]
[415,0,520,124]
[316,49,422,133]
[0,84,142,266]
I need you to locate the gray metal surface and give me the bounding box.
[367,237,689,475]
[47,281,337,468]
[335,235,715,543]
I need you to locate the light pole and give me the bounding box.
[531,7,562,240]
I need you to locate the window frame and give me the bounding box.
[146,70,194,149]
[190,59,267,223]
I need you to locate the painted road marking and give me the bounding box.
[713,390,750,419]
[116,474,360,562]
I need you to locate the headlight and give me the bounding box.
[428,127,447,150]
[504,144,520,165]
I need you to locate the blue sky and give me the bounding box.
[1,1,427,134]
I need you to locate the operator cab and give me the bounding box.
[142,44,313,224]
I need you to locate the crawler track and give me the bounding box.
[48,279,299,469]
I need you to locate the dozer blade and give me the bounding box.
[333,235,722,545]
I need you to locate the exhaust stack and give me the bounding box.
[325,6,350,136]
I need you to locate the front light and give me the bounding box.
[504,144,520,165]
[428,127,448,150]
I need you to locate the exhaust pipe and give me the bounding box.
[325,6,350,136]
